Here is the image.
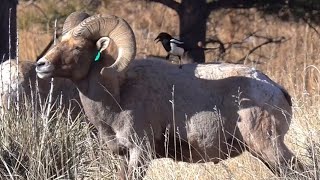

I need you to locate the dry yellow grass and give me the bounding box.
[19,30,51,61]
[1,1,319,179]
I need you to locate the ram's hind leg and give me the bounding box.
[247,136,303,176]
[126,146,152,180]
[238,108,303,176]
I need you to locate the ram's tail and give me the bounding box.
[279,87,292,106]
[254,70,292,107]
[264,73,292,106]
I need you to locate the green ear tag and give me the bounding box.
[94,51,101,62]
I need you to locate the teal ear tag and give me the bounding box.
[94,51,101,62]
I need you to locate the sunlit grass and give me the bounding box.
[1,91,319,179]
[1,0,319,179]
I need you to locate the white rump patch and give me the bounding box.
[170,39,184,44]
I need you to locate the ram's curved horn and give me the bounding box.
[72,14,136,74]
[62,11,90,36]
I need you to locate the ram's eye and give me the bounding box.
[72,46,81,53]
[74,46,82,50]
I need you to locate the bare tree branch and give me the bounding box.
[221,29,263,50]
[205,37,226,59]
[302,17,320,38]
[23,0,49,20]
[236,36,286,64]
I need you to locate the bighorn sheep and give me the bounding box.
[36,13,302,178]
[0,12,90,117]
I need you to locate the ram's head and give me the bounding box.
[36,13,136,81]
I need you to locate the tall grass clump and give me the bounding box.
[0,95,120,179]
[286,94,320,179]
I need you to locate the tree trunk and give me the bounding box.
[0,0,18,61]
[178,0,208,63]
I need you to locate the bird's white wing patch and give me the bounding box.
[170,43,184,56]
[169,38,184,56]
[170,39,184,44]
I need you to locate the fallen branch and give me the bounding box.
[236,36,286,64]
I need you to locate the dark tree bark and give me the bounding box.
[0,0,18,61]
[177,0,208,62]
[149,0,218,63]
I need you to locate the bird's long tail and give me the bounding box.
[186,47,218,51]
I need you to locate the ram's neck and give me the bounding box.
[74,63,121,136]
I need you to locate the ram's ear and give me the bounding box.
[100,66,120,102]
[100,66,116,78]
[96,37,111,52]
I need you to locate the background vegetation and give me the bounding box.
[0,0,320,179]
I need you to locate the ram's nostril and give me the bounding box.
[36,58,48,67]
[36,61,45,67]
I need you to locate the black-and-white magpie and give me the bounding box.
[155,32,186,68]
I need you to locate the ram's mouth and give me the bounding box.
[36,58,55,79]
[36,70,53,79]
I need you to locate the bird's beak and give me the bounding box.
[154,36,160,43]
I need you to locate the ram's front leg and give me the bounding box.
[116,155,128,180]
[127,147,149,180]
